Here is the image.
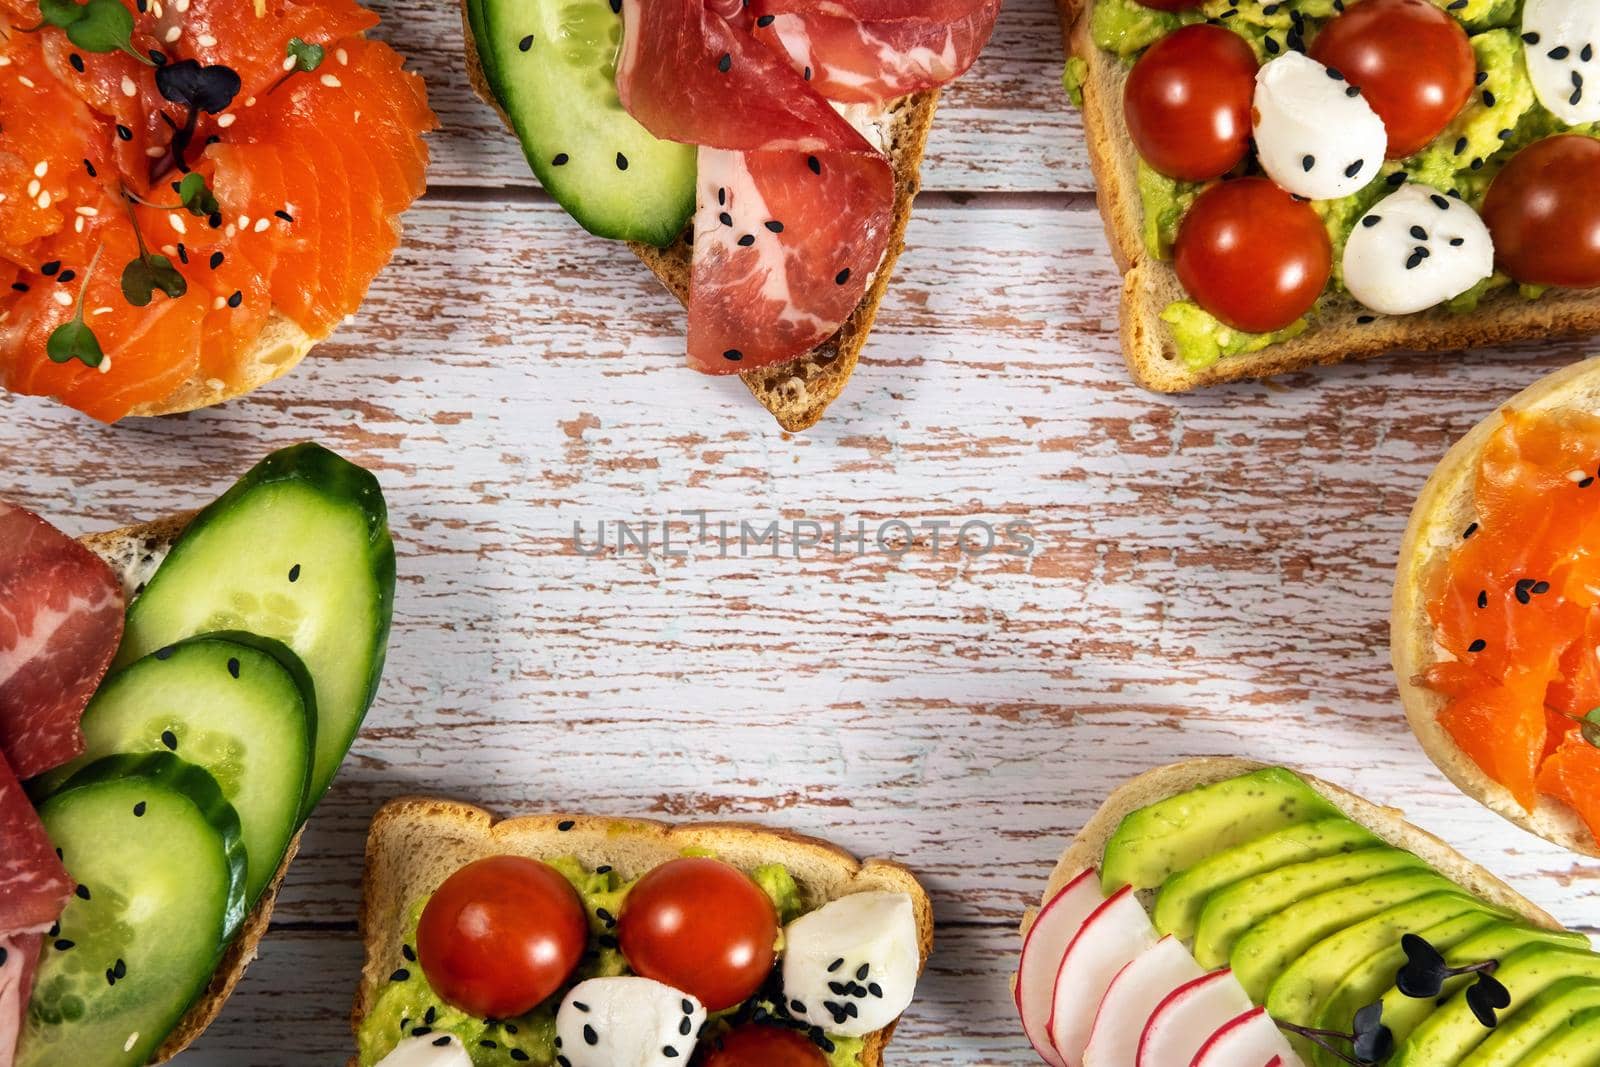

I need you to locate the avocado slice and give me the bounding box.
[1192,847,1429,968]
[1152,817,1380,941]
[1101,767,1342,893]
[1312,912,1507,1067]
[1391,943,1600,1066]
[1264,890,1505,1025]
[1459,979,1600,1066]
[1500,1004,1600,1067]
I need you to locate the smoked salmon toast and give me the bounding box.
[0,0,435,422]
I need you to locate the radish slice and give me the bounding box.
[1016,870,1104,1067]
[1191,1006,1304,1067]
[1048,886,1160,1066]
[1083,935,1205,1067]
[1136,968,1252,1067]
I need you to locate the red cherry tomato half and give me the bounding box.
[617,857,777,1012]
[1309,0,1474,159]
[700,1025,829,1067]
[415,856,589,1019]
[1174,178,1332,334]
[1123,24,1258,181]
[1482,135,1600,289]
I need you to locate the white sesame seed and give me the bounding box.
[53,290,71,306]
[212,296,225,310]
[26,179,39,198]
[164,25,180,42]
[121,76,136,97]
[76,206,97,216]
[144,146,164,157]
[238,214,250,229]
[0,58,11,67]
[337,48,348,65]
[225,224,236,238]
[353,110,361,122]
[205,377,225,391]
[33,161,47,178]
[254,217,269,232]
[197,33,216,47]
[18,75,35,88]
[92,306,113,316]
[168,213,187,234]
[320,74,341,88]
[98,355,112,374]
[0,193,7,203]
[160,244,177,257]
[216,113,236,128]
[244,95,256,106]
[74,216,84,233]
[36,191,50,209]
[281,55,296,71]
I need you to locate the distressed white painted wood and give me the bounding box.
[1,0,1597,1063]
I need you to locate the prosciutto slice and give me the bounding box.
[0,933,42,1067]
[0,500,124,779]
[0,749,72,1067]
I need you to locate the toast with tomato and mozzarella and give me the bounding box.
[350,797,934,1067]
[461,0,999,431]
[1393,357,1600,860]
[1059,0,1600,393]
[1014,759,1597,1067]
[0,443,393,1067]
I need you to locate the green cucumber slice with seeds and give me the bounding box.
[32,632,314,907]
[114,443,394,819]
[19,753,245,1067]
[476,0,696,245]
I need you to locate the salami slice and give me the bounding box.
[0,500,125,779]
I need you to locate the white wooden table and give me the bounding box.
[2,0,1596,1061]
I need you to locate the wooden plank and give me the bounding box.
[381,0,1087,193]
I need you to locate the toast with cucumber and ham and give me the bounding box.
[0,442,394,1067]
[1014,759,1600,1067]
[350,798,934,1067]
[1059,0,1600,393]
[462,0,999,432]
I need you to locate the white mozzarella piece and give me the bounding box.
[554,977,706,1067]
[374,1034,473,1067]
[1252,51,1387,201]
[1524,0,1600,125]
[1342,183,1495,316]
[781,891,920,1038]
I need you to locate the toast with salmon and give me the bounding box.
[1057,0,1600,394]
[350,797,935,1067]
[1393,357,1600,859]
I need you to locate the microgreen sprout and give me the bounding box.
[286,37,325,73]
[27,0,153,65]
[121,173,220,219]
[149,59,241,174]
[45,244,105,368]
[1396,934,1509,1028]
[1277,1002,1394,1066]
[118,200,186,307]
[1582,708,1600,749]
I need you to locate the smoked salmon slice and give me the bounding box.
[0,0,434,422]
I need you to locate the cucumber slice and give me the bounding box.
[19,753,245,1067]
[114,443,394,818]
[476,0,695,245]
[32,633,314,907]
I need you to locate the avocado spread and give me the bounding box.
[1081,0,1600,370]
[356,857,864,1067]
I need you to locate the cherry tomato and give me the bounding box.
[416,856,588,1019]
[1174,178,1332,334]
[699,1025,829,1067]
[1123,24,1257,181]
[1482,135,1600,289]
[1309,0,1474,158]
[617,857,777,1011]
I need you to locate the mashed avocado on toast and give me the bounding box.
[1073,0,1600,370]
[357,858,865,1067]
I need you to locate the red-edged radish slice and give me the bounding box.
[1047,886,1160,1066]
[1082,935,1205,1067]
[1265,1059,1284,1067]
[1016,870,1105,1067]
[1135,968,1252,1067]
[1191,1006,1303,1067]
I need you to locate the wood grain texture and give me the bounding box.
[1,0,1598,1061]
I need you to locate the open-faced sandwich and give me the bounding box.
[351,798,933,1067]
[1015,759,1600,1067]
[0,0,434,422]
[461,0,999,431]
[1394,356,1600,859]
[0,442,394,1066]
[1058,0,1600,392]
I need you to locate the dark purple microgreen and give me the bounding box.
[1277,1001,1394,1066]
[1396,933,1449,998]
[155,59,241,114]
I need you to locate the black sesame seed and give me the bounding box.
[161,730,178,751]
[718,211,733,226]
[664,1048,680,1058]
[411,1027,433,1037]
[1302,154,1316,172]
[433,1037,451,1048]
[1482,90,1496,108]
[84,159,97,178]
[1533,580,1550,595]
[41,260,59,276]
[133,801,146,817]
[557,819,575,831]
[55,270,75,283]
[425,1007,437,1024]
[227,657,240,678]
[716,52,731,73]
[175,244,187,264]
[1522,31,1541,44]
[227,290,242,308]
[583,1025,599,1046]
[835,268,851,284]
[9,283,25,293]
[155,646,174,660]
[1450,237,1465,246]
[510,1052,529,1063]
[1464,522,1479,539]
[616,152,629,171]
[679,1017,692,1036]
[1550,45,1571,60]
[54,940,74,951]
[764,220,783,233]
[1431,194,1451,210]
[1410,225,1427,240]
[390,968,410,982]
[1344,159,1364,178]
[275,209,294,222]
[1478,590,1488,609]
[1387,171,1407,187]
[116,124,133,141]
[803,65,812,79]
[609,0,620,11]
[1454,136,1468,155]
[552,153,569,166]
[518,34,533,51]
[737,234,755,247]
[756,13,774,24]
[723,349,743,362]
[1469,638,1487,652]
[70,52,85,72]
[288,563,301,582]
[1357,314,1376,324]
[75,884,90,900]
[828,958,845,972]
[1345,85,1361,97]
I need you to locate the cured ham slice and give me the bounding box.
[0,750,72,1067]
[0,500,124,779]
[757,0,995,20]
[0,933,42,1067]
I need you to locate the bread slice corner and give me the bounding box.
[351,797,936,1067]
[1392,358,1600,860]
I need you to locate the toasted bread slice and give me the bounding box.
[1392,358,1600,859]
[459,6,939,432]
[351,797,935,1067]
[130,313,321,418]
[1020,757,1566,940]
[72,515,300,1062]
[1057,0,1600,393]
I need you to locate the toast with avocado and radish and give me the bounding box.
[1014,760,1599,1067]
[1058,0,1600,394]
[460,0,999,432]
[1394,357,1600,860]
[350,797,934,1067]
[2,442,394,1067]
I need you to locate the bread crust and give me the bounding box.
[1391,358,1600,859]
[1056,0,1600,393]
[128,313,322,418]
[459,1,939,432]
[349,797,936,1067]
[1019,757,1567,944]
[72,515,301,1062]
